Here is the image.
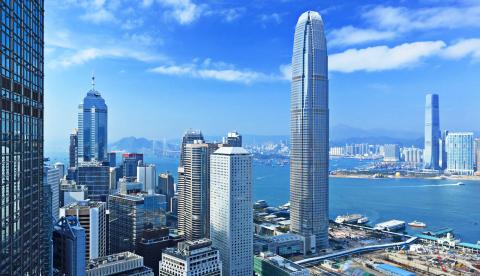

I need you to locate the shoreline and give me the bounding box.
[330,174,480,181]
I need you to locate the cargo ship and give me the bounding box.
[408,220,427,228]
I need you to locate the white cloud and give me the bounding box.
[50,47,163,68]
[329,41,446,73]
[442,38,480,60]
[279,64,291,80]
[259,13,283,24]
[363,4,480,32]
[81,8,117,23]
[149,59,287,84]
[329,26,396,46]
[158,0,204,25]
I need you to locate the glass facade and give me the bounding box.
[1,0,44,274]
[77,161,110,202]
[290,11,329,250]
[424,94,440,170]
[446,132,475,175]
[78,82,107,163]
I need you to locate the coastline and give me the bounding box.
[330,174,480,181]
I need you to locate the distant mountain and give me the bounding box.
[109,136,178,155]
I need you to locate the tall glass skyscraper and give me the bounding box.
[445,132,475,176]
[424,94,440,170]
[78,76,107,163]
[1,0,44,274]
[290,11,329,251]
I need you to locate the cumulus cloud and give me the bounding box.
[329,26,396,46]
[149,59,287,84]
[329,41,446,73]
[442,38,480,60]
[157,0,205,25]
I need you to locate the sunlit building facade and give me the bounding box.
[290,11,329,251]
[446,132,474,175]
[424,94,440,170]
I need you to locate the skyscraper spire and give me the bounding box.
[91,72,96,91]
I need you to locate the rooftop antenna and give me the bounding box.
[91,72,96,91]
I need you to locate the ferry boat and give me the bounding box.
[457,182,465,186]
[357,217,369,224]
[408,220,427,228]
[335,214,362,224]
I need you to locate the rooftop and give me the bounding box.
[298,11,322,23]
[256,252,307,273]
[87,252,142,269]
[214,146,250,155]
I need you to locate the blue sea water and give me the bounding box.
[48,153,480,243]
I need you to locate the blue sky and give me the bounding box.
[44,0,480,152]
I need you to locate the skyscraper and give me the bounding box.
[178,140,217,241]
[210,147,253,276]
[60,200,107,261]
[121,153,144,180]
[44,164,61,220]
[290,11,329,251]
[424,94,441,170]
[179,129,204,167]
[69,128,78,168]
[137,161,156,193]
[77,161,110,202]
[445,132,475,176]
[78,76,108,163]
[158,172,175,211]
[223,131,242,147]
[0,1,44,274]
[53,216,86,276]
[475,138,480,173]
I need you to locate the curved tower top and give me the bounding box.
[81,76,107,110]
[290,10,329,251]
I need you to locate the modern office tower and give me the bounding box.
[159,239,222,276]
[445,132,475,175]
[53,216,86,276]
[118,177,144,194]
[136,227,183,275]
[157,172,175,211]
[210,147,253,276]
[223,131,242,147]
[424,94,441,170]
[55,162,66,179]
[178,140,218,241]
[254,252,310,276]
[290,10,329,252]
[78,161,110,202]
[78,76,108,163]
[109,166,117,192]
[41,168,54,276]
[60,179,88,207]
[122,153,144,180]
[44,165,61,220]
[475,138,480,172]
[137,161,157,193]
[384,144,401,162]
[70,128,79,168]
[179,130,204,167]
[109,193,167,253]
[108,151,117,167]
[86,252,154,276]
[0,1,44,274]
[60,200,107,261]
[171,194,178,215]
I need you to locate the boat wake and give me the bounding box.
[391,182,464,188]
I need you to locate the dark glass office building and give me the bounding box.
[1,0,44,274]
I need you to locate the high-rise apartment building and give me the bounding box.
[78,76,108,163]
[77,161,110,202]
[475,138,480,172]
[159,239,222,276]
[0,0,44,274]
[424,94,441,170]
[178,140,218,241]
[137,161,156,193]
[60,200,107,261]
[210,147,253,276]
[446,132,475,175]
[53,216,86,276]
[290,11,329,251]
[383,144,401,162]
[158,172,175,211]
[109,192,167,253]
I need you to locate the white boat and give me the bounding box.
[357,217,369,224]
[408,220,427,228]
[457,182,465,186]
